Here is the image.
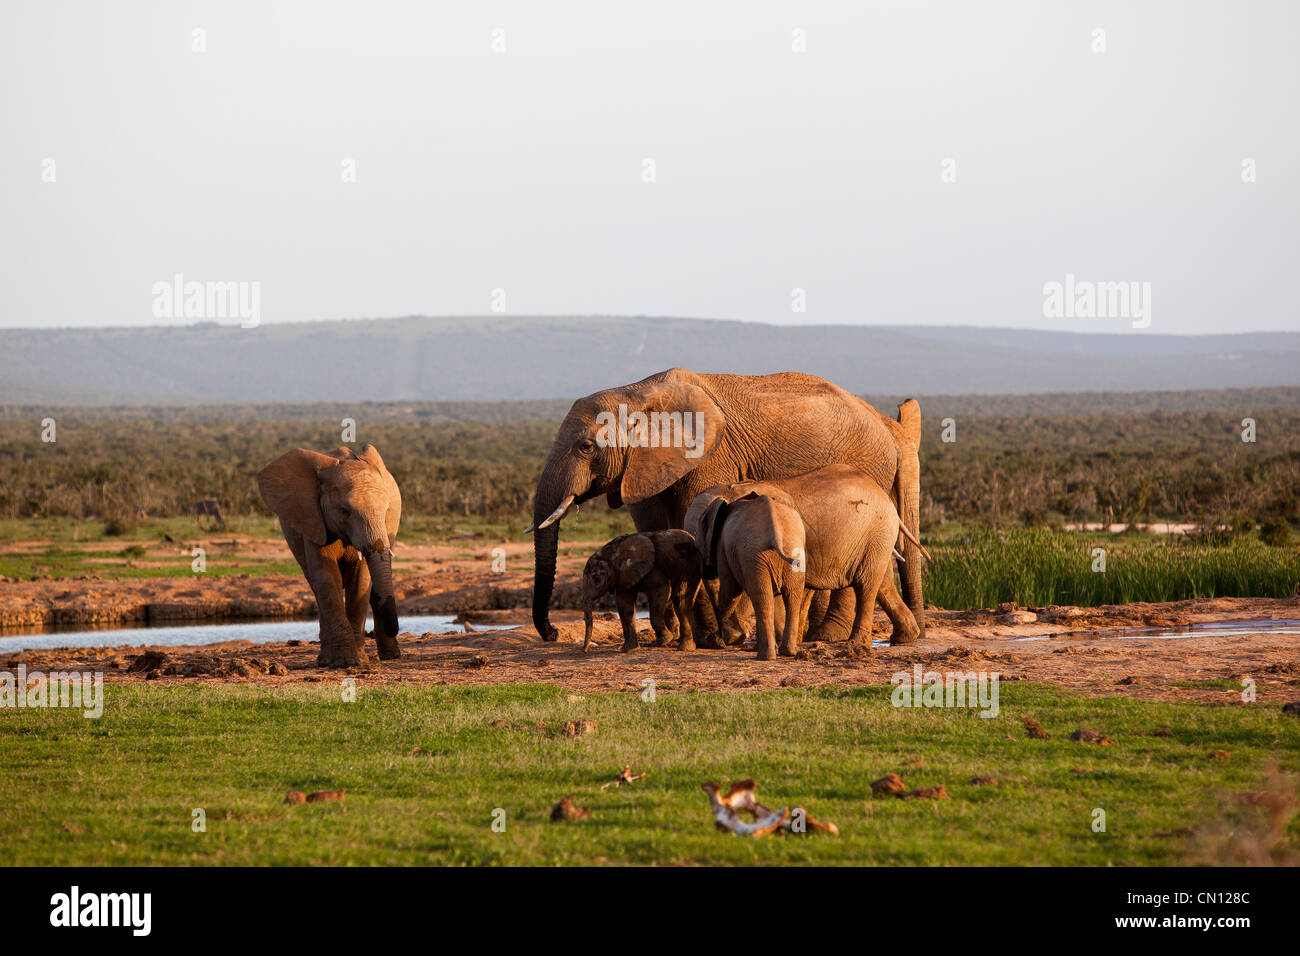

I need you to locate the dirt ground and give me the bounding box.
[2,541,1298,704]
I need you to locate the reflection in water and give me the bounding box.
[0,615,513,653]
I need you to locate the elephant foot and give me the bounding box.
[538,623,559,642]
[319,648,368,668]
[756,639,777,661]
[890,621,920,646]
[375,632,401,660]
[620,636,639,653]
[652,633,672,648]
[778,642,799,657]
[678,637,696,652]
[696,630,724,649]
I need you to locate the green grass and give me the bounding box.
[2,683,1295,865]
[924,527,1300,609]
[0,546,301,581]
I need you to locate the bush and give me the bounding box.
[1260,517,1292,547]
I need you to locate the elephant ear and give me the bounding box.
[257,449,336,546]
[613,535,656,590]
[619,382,725,505]
[357,444,402,545]
[701,498,731,575]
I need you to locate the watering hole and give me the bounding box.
[1011,618,1300,642]
[0,614,515,653]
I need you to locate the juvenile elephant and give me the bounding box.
[687,464,927,653]
[697,491,806,661]
[258,445,402,668]
[581,530,701,653]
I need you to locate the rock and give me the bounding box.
[905,786,950,800]
[127,650,169,673]
[1003,611,1038,625]
[1211,750,1231,760]
[1070,728,1113,744]
[969,776,998,786]
[1282,702,1300,717]
[267,661,289,676]
[550,796,590,822]
[145,669,162,680]
[779,674,807,687]
[305,790,345,803]
[284,791,306,804]
[287,640,303,647]
[1151,727,1172,737]
[870,772,907,797]
[1118,675,1144,685]
[562,719,596,737]
[1022,717,1048,739]
[463,654,490,669]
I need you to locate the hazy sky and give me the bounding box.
[3,0,1297,334]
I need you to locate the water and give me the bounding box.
[1012,618,1300,643]
[0,614,515,653]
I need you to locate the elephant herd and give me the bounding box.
[258,367,927,668]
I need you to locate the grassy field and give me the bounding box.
[924,527,1300,608]
[2,683,1296,865]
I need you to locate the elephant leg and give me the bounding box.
[693,582,723,648]
[806,588,855,642]
[798,589,815,642]
[305,547,367,668]
[722,594,753,646]
[676,581,698,651]
[895,438,926,637]
[878,571,920,645]
[848,566,888,648]
[647,583,673,646]
[340,554,370,654]
[779,573,805,658]
[744,564,778,661]
[615,590,639,652]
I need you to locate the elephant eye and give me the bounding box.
[577,437,596,454]
[339,506,351,518]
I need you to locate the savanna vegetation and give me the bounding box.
[1,394,1295,605]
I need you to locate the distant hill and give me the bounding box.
[2,315,1298,405]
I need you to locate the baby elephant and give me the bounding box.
[698,491,807,661]
[582,530,701,653]
[692,465,926,656]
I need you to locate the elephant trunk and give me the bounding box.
[532,522,560,641]
[365,548,401,658]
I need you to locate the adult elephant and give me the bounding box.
[527,368,924,643]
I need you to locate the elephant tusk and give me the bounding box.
[893,548,906,563]
[898,524,932,563]
[533,494,575,532]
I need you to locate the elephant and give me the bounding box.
[581,529,701,653]
[689,464,928,654]
[526,368,925,644]
[697,491,806,660]
[194,498,227,531]
[258,444,402,668]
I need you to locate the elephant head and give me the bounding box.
[580,534,656,652]
[528,379,724,640]
[258,444,403,648]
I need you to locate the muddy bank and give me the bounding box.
[4,596,1297,705]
